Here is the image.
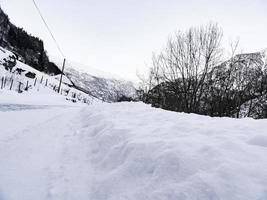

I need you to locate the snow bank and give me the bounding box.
[81,102,267,200]
[0,102,266,199]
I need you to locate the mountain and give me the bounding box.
[0,7,136,103]
[64,66,137,102]
[236,50,267,118]
[0,7,61,75]
[212,50,267,118]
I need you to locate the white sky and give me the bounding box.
[1,0,267,80]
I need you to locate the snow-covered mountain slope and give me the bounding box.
[0,102,267,200]
[0,46,99,105]
[214,49,267,81]
[233,49,267,118]
[64,66,137,102]
[50,57,137,102]
[263,48,267,67]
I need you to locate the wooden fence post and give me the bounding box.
[34,78,37,86]
[18,82,22,93]
[58,58,66,93]
[1,77,3,89]
[4,76,7,88]
[25,80,29,91]
[10,79,13,90]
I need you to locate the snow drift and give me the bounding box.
[84,103,267,200]
[0,102,267,199]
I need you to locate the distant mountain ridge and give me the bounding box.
[65,67,137,102]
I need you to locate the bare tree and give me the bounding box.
[148,23,223,113]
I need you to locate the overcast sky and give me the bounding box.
[1,0,267,80]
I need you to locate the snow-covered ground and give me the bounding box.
[0,101,267,200]
[0,47,99,105]
[0,88,97,106]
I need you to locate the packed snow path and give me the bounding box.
[0,102,267,200]
[0,104,93,200]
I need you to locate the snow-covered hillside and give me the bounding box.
[50,57,137,102]
[65,67,137,102]
[0,102,267,200]
[0,46,98,104]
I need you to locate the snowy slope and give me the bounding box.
[65,67,137,102]
[0,102,267,200]
[237,49,267,118]
[263,48,267,67]
[50,58,137,102]
[0,46,99,105]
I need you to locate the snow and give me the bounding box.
[0,46,99,105]
[0,105,89,200]
[65,67,137,102]
[0,89,80,106]
[0,102,267,200]
[248,135,267,147]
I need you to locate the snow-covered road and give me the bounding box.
[0,102,267,200]
[0,104,93,200]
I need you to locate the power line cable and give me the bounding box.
[32,0,66,93]
[32,0,65,58]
